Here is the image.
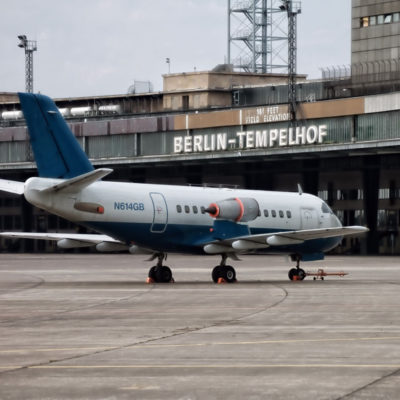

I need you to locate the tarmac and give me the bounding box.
[0,253,400,399]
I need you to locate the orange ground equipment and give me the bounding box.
[305,268,348,280]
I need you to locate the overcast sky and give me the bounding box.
[0,0,351,98]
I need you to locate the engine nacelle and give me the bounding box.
[96,242,128,252]
[57,239,94,249]
[205,197,260,222]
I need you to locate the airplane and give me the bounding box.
[0,93,368,283]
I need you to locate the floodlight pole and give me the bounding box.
[280,1,301,124]
[17,35,37,93]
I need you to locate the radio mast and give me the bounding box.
[17,35,37,93]
[279,0,301,123]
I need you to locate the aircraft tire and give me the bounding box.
[298,268,306,280]
[148,266,157,280]
[288,268,297,280]
[212,266,221,283]
[221,265,236,283]
[155,265,173,283]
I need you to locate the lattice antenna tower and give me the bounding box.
[279,0,301,123]
[17,35,37,93]
[227,0,289,73]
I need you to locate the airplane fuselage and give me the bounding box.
[24,177,342,257]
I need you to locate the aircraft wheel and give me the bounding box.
[148,266,157,280]
[298,268,306,280]
[212,266,221,283]
[155,265,173,283]
[222,265,236,283]
[288,268,297,280]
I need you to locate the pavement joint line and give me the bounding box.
[23,364,400,369]
[1,336,400,353]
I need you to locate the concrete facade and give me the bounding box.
[162,70,304,111]
[352,0,400,64]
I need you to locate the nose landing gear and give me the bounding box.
[288,256,306,281]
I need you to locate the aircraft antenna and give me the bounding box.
[297,183,303,195]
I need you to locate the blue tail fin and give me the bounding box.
[18,93,94,178]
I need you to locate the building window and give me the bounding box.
[384,14,392,24]
[182,96,189,110]
[362,13,400,28]
[379,188,390,200]
[354,210,365,226]
[361,16,369,27]
[318,190,328,201]
[233,91,240,106]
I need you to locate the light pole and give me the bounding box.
[279,1,301,124]
[17,35,37,93]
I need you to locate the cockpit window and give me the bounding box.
[321,202,333,214]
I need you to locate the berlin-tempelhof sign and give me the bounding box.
[173,125,328,154]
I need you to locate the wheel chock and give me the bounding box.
[146,277,155,284]
[217,277,227,284]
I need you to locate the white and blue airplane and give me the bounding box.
[0,93,368,283]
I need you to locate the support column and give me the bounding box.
[22,198,33,252]
[302,160,319,196]
[363,156,380,254]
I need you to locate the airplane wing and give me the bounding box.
[0,232,119,243]
[0,232,126,251]
[206,226,369,252]
[0,179,25,195]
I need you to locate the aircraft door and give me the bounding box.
[301,208,318,230]
[149,192,168,233]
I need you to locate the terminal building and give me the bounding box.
[1,0,400,254]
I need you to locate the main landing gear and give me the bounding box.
[147,253,174,283]
[211,254,237,283]
[288,255,306,281]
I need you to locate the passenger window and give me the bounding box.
[279,210,284,218]
[184,205,190,213]
[200,206,206,214]
[193,206,198,214]
[286,210,292,218]
[264,209,269,217]
[271,210,277,218]
[177,205,182,213]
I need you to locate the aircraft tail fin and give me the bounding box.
[18,92,94,179]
